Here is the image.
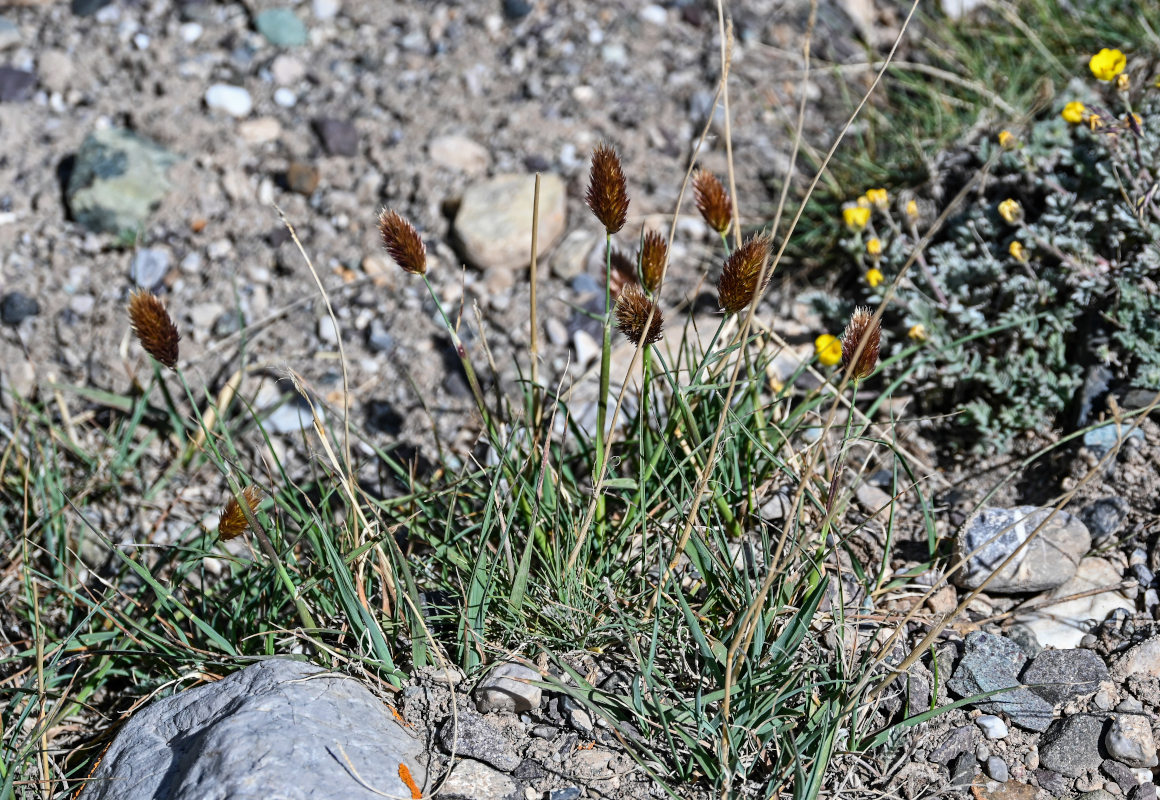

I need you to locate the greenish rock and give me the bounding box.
[66,128,179,235]
[255,8,308,47]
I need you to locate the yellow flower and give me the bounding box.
[997,130,1016,149]
[907,324,927,342]
[843,206,871,232]
[1088,113,1104,131]
[865,268,884,287]
[905,199,919,222]
[1114,73,1130,92]
[856,194,872,209]
[1009,240,1028,263]
[998,198,1022,225]
[866,188,889,209]
[866,238,882,257]
[1089,48,1126,82]
[815,334,842,366]
[1061,101,1085,124]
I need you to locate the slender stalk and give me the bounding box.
[595,233,613,528]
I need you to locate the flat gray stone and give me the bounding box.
[66,127,179,235]
[435,758,520,800]
[947,631,1053,731]
[1022,648,1109,706]
[452,173,566,270]
[75,659,424,800]
[954,506,1090,594]
[255,8,308,46]
[1039,714,1106,778]
[438,708,522,771]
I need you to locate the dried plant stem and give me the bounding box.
[421,275,499,447]
[529,174,543,430]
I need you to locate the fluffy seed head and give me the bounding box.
[585,143,629,234]
[377,209,427,275]
[841,306,881,381]
[693,169,732,234]
[127,289,180,370]
[218,486,263,541]
[639,230,667,294]
[717,233,773,316]
[615,284,663,346]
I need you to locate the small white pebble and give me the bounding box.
[179,22,203,43]
[976,715,1009,740]
[640,4,668,24]
[133,32,150,49]
[205,84,253,118]
[273,87,297,107]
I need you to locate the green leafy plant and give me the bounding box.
[814,54,1160,449]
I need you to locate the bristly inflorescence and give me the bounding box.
[639,230,667,294]
[841,306,881,381]
[127,289,180,370]
[608,247,638,300]
[377,209,427,275]
[218,486,263,541]
[615,284,664,346]
[716,233,773,316]
[586,143,629,235]
[693,169,732,235]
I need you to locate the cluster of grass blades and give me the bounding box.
[8,2,1152,799]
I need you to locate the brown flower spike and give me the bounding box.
[585,143,629,234]
[608,247,638,300]
[615,284,663,346]
[218,486,263,541]
[377,209,427,275]
[717,233,773,316]
[693,169,732,235]
[639,230,667,294]
[841,306,881,380]
[127,289,180,369]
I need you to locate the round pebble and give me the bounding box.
[273,88,297,107]
[985,756,1009,783]
[130,248,170,289]
[205,84,253,118]
[1,291,39,325]
[975,715,1009,740]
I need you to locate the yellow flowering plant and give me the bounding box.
[814,334,842,366]
[865,268,884,288]
[1061,101,1086,124]
[1089,48,1126,81]
[842,206,871,232]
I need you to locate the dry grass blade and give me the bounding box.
[127,289,180,370]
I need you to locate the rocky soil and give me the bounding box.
[3,1,1159,799]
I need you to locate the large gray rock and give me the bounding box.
[946,631,1053,731]
[1022,648,1109,706]
[1038,714,1106,778]
[76,659,425,800]
[66,127,179,234]
[452,174,566,270]
[1105,714,1158,768]
[954,506,1090,594]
